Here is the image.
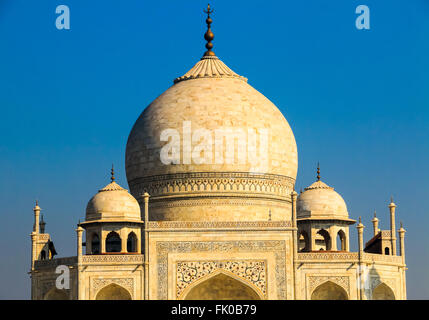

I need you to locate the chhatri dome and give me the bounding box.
[85,166,141,222]
[297,165,350,220]
[125,5,298,221]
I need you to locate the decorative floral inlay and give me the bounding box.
[156,240,286,300]
[176,260,267,298]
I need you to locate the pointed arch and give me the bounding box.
[182,270,263,300]
[372,282,395,300]
[95,283,132,300]
[316,229,331,250]
[91,232,100,254]
[105,231,121,253]
[336,229,346,251]
[311,281,348,300]
[127,232,138,253]
[43,287,68,300]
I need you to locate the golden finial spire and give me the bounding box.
[203,4,215,57]
[317,162,321,181]
[111,164,115,182]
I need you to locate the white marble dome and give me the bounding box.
[85,180,141,222]
[125,55,298,221]
[297,180,349,219]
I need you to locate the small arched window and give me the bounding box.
[384,247,390,255]
[106,232,121,253]
[91,233,100,254]
[127,232,138,253]
[337,230,346,251]
[316,229,331,251]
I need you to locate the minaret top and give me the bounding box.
[33,200,40,211]
[372,210,378,221]
[357,216,364,228]
[389,196,396,208]
[40,214,46,233]
[203,4,215,57]
[316,162,321,181]
[399,221,406,233]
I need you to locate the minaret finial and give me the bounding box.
[111,164,115,182]
[317,162,321,181]
[374,210,376,218]
[203,4,215,57]
[359,216,362,224]
[35,200,38,206]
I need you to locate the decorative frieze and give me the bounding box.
[176,260,267,298]
[130,172,295,199]
[82,254,144,264]
[148,220,292,230]
[297,252,358,261]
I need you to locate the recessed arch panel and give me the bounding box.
[311,281,348,300]
[183,272,262,300]
[95,283,132,300]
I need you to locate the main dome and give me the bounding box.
[125,17,297,221]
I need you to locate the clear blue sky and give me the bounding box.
[0,0,428,299]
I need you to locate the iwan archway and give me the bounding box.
[95,283,132,300]
[183,272,263,300]
[311,281,348,300]
[372,283,395,300]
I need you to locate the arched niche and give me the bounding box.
[43,287,69,300]
[336,229,346,251]
[372,283,395,300]
[105,231,121,253]
[127,232,138,253]
[316,229,331,251]
[183,272,262,300]
[95,283,132,300]
[311,281,348,300]
[91,233,100,254]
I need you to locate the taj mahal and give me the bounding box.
[30,5,407,300]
